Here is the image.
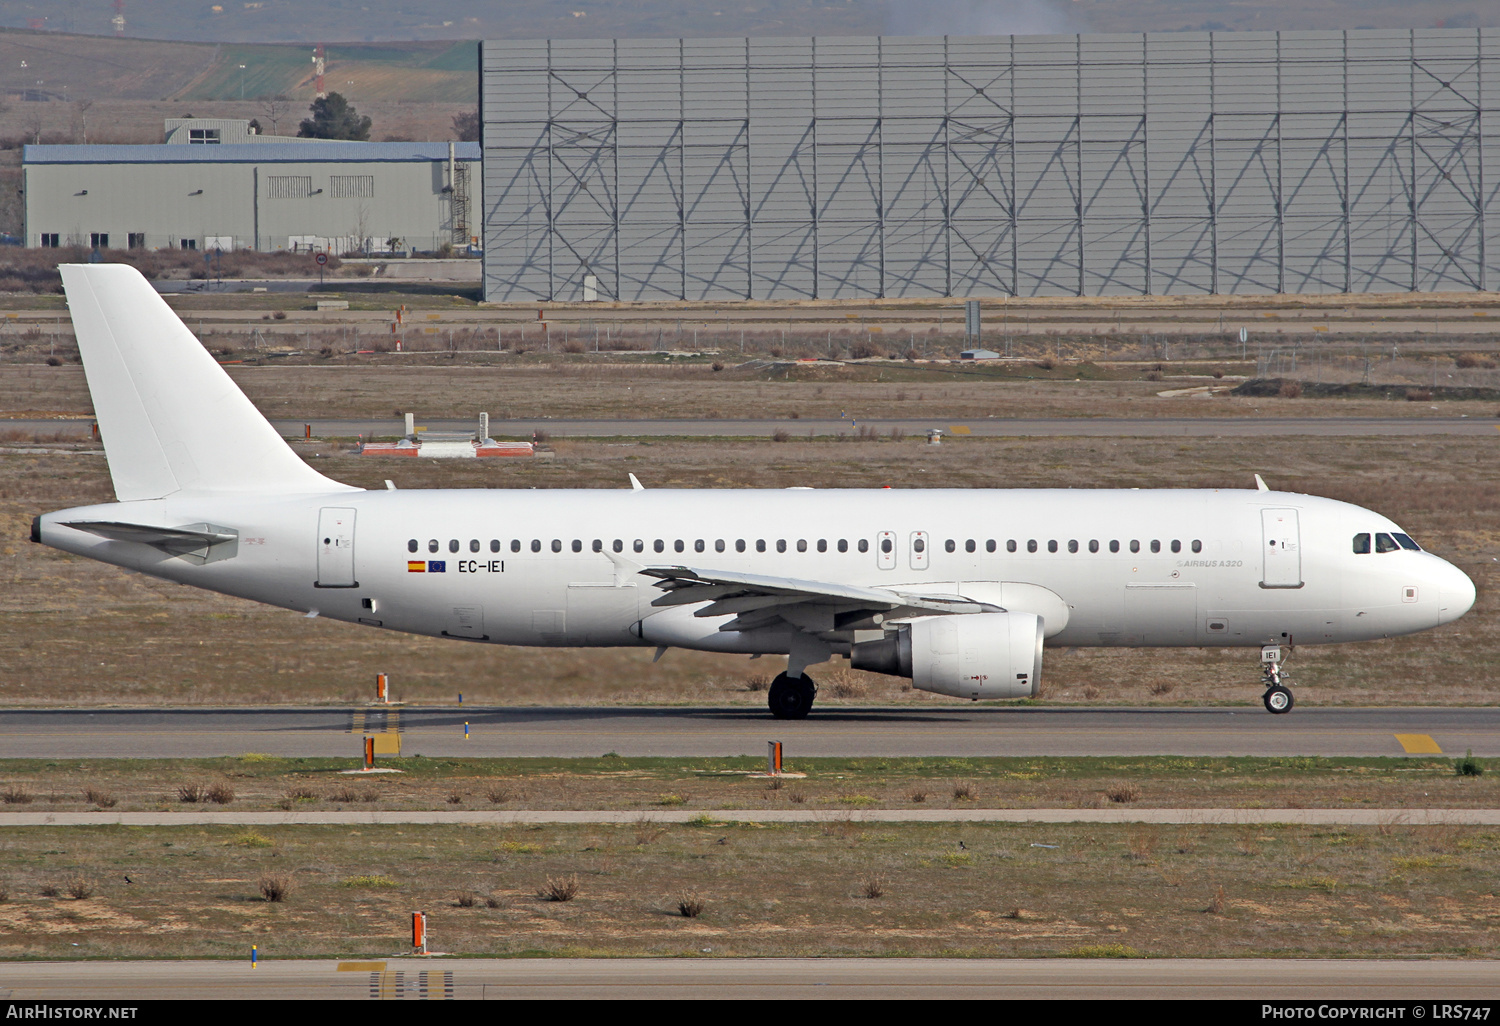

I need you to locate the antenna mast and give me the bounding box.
[312,44,326,99]
[111,0,125,36]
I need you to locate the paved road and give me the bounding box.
[0,706,1493,759]
[2,809,1496,827]
[2,958,1496,999]
[6,415,1499,441]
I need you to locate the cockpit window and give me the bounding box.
[1393,533,1421,551]
[1375,532,1399,553]
[1352,533,1371,554]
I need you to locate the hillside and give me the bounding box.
[0,0,1488,44]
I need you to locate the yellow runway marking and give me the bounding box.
[1395,733,1443,754]
[338,962,385,972]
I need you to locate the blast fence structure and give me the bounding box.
[481,29,1498,302]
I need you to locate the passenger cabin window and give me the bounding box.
[1047,540,1058,553]
[1007,540,1017,553]
[736,540,746,553]
[674,540,684,553]
[1027,540,1037,553]
[654,540,665,553]
[797,540,807,552]
[614,540,624,553]
[757,540,767,552]
[1110,540,1120,553]
[986,540,996,553]
[694,540,704,553]
[816,539,826,553]
[838,539,848,553]
[491,540,501,553]
[532,540,542,553]
[966,540,976,553]
[1170,540,1181,554]
[429,539,439,553]
[634,540,645,553]
[470,539,480,553]
[552,539,563,553]
[859,539,870,553]
[913,538,925,553]
[592,540,602,552]
[571,540,582,553]
[1375,532,1400,553]
[715,540,725,553]
[1067,540,1078,553]
[511,540,521,553]
[1088,540,1099,553]
[777,540,787,553]
[1150,540,1161,554]
[1191,540,1202,553]
[879,538,891,554]
[1393,533,1421,551]
[449,539,459,553]
[408,539,418,553]
[1129,540,1140,553]
[944,540,955,553]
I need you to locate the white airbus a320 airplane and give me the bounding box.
[33,265,1476,717]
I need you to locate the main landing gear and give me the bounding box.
[767,672,817,719]
[1260,644,1295,714]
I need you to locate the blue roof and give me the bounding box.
[23,142,481,165]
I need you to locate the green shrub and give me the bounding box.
[1455,749,1484,777]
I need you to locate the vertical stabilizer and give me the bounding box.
[61,263,354,500]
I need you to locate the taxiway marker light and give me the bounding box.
[768,740,783,776]
[412,911,427,955]
[464,721,470,741]
[376,672,389,704]
[363,735,375,771]
[251,944,258,967]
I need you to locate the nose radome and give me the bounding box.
[1437,559,1477,624]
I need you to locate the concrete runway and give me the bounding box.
[0,706,1493,759]
[3,809,1498,827]
[4,415,1499,441]
[2,958,1497,999]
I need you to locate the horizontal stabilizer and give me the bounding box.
[63,520,239,565]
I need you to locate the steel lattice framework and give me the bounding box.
[481,29,1498,302]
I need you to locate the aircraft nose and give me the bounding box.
[1436,558,1476,625]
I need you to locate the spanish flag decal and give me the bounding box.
[407,560,426,572]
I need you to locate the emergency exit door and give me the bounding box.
[1260,508,1302,589]
[316,507,357,587]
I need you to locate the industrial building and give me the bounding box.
[23,123,479,254]
[480,28,1498,302]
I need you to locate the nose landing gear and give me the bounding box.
[1261,644,1295,714]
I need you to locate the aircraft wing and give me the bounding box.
[639,564,997,634]
[61,520,239,565]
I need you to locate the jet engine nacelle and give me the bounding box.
[850,611,1043,699]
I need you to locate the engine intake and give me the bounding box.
[851,612,1043,699]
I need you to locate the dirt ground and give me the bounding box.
[4,360,1500,424]
[0,418,1495,708]
[0,820,1496,959]
[0,755,1488,813]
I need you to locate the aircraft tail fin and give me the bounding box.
[61,264,354,501]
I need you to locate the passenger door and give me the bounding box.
[315,507,357,588]
[1260,508,1303,589]
[876,531,896,570]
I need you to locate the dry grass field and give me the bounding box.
[0,755,1489,812]
[0,820,1497,959]
[5,360,1500,424]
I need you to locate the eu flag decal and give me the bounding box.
[428,560,447,573]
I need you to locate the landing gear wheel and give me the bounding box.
[1263,685,1294,715]
[767,672,816,719]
